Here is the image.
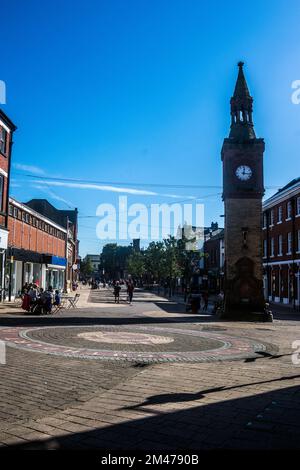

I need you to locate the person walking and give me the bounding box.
[127,281,134,305]
[114,281,121,304]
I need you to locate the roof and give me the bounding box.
[0,109,17,131]
[9,197,67,232]
[206,229,224,242]
[263,178,300,209]
[233,61,251,99]
[25,199,78,227]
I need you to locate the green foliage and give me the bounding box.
[80,258,94,278]
[100,243,133,278]
[127,251,146,278]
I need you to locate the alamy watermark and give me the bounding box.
[292,340,300,365]
[0,341,6,365]
[95,196,204,250]
[291,80,300,104]
[0,80,6,104]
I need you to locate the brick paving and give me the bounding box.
[0,287,300,450]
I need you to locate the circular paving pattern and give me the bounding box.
[0,325,269,363]
[77,331,174,345]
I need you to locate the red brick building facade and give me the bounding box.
[7,198,68,299]
[203,178,300,309]
[0,110,16,295]
[262,178,300,307]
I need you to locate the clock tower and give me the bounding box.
[221,62,266,319]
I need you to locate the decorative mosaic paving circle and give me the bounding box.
[77,331,174,345]
[0,325,269,363]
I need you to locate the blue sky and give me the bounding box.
[1,0,300,256]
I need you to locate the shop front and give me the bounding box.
[43,255,67,291]
[7,248,43,300]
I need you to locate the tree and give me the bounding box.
[100,243,133,279]
[80,258,94,279]
[127,251,145,279]
[100,243,118,279]
[163,236,182,295]
[144,241,166,282]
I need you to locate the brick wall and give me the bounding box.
[8,201,66,258]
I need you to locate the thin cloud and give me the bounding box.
[31,179,180,197]
[13,163,45,175]
[32,185,75,208]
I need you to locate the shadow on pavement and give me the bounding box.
[3,383,300,450]
[121,374,300,410]
[0,313,210,328]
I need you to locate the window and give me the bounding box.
[270,209,274,226]
[0,175,4,211]
[287,232,292,254]
[278,235,283,255]
[287,201,292,219]
[22,212,26,222]
[271,238,274,257]
[0,127,7,155]
[263,239,267,257]
[263,213,267,228]
[298,230,300,252]
[13,207,18,218]
[297,197,300,216]
[278,206,282,223]
[25,213,29,224]
[8,205,13,216]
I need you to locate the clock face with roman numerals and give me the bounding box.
[235,165,252,181]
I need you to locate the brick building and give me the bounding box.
[0,110,16,295]
[204,228,225,292]
[6,197,67,299]
[202,178,300,308]
[25,199,79,291]
[262,178,300,307]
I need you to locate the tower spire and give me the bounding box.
[229,61,256,140]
